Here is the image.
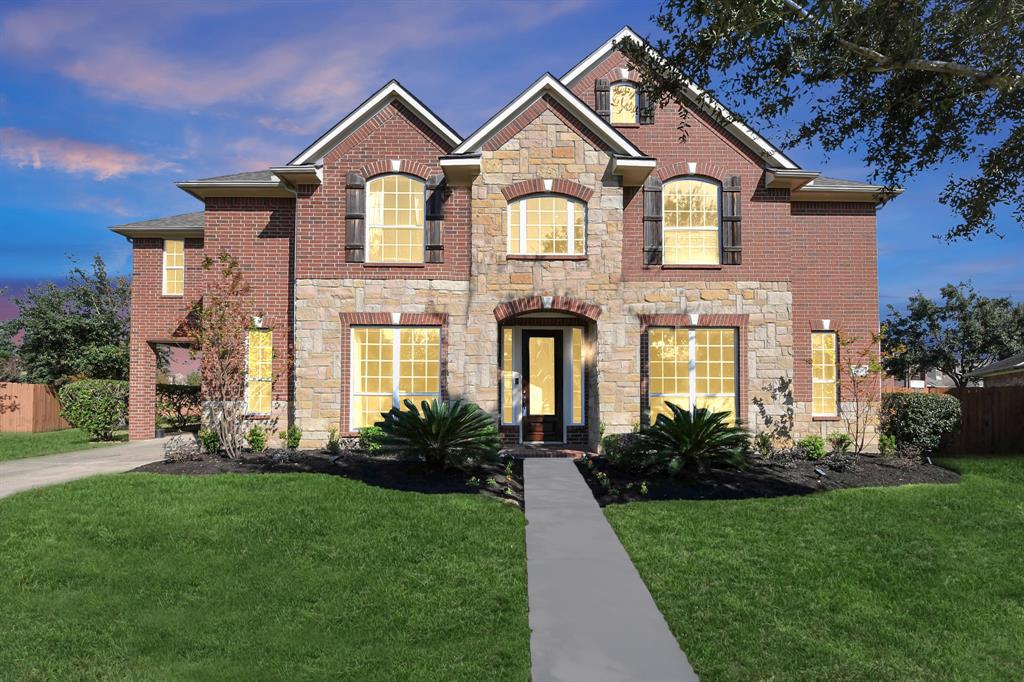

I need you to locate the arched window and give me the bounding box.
[507,194,586,256]
[662,177,720,265]
[610,82,638,124]
[366,174,425,263]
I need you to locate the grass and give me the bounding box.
[0,473,530,680]
[0,428,126,462]
[606,457,1024,681]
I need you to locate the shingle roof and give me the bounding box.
[111,211,205,230]
[808,175,883,189]
[188,169,276,183]
[971,352,1024,377]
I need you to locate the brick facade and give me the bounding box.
[123,36,883,449]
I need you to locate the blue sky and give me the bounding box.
[0,0,1021,318]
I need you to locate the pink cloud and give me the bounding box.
[0,127,176,180]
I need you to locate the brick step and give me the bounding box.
[502,446,593,459]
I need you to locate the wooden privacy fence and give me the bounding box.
[938,387,1024,456]
[0,383,69,433]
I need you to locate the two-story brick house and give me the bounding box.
[113,27,894,449]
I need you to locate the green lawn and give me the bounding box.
[607,458,1024,681]
[0,473,530,680]
[0,428,126,462]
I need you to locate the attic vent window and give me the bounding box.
[610,82,638,124]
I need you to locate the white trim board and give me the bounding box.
[561,26,799,170]
[290,80,463,166]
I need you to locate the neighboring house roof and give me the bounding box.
[189,170,277,183]
[562,26,799,170]
[971,352,1024,378]
[110,211,205,238]
[289,80,463,166]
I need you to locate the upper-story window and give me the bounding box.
[162,239,184,296]
[610,82,638,124]
[366,174,425,263]
[507,195,586,256]
[663,178,720,265]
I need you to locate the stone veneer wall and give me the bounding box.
[293,108,843,446]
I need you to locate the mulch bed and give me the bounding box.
[577,454,961,506]
[133,450,524,508]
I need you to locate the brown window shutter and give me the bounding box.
[722,175,742,265]
[425,174,445,263]
[345,171,366,262]
[638,88,655,125]
[595,79,610,121]
[643,176,663,266]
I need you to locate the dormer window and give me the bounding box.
[507,195,586,256]
[610,82,638,124]
[366,174,425,263]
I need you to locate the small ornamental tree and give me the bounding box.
[836,329,883,455]
[186,254,259,459]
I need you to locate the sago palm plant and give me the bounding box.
[639,404,750,476]
[376,399,501,468]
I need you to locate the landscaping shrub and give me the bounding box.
[198,428,220,454]
[881,392,961,454]
[358,425,385,454]
[247,426,267,453]
[376,399,501,469]
[633,405,749,476]
[752,431,775,458]
[600,432,645,471]
[282,425,302,450]
[326,427,342,455]
[156,384,201,432]
[827,432,854,454]
[879,433,898,456]
[797,435,826,460]
[58,379,128,440]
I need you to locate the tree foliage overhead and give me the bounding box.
[0,256,131,385]
[619,0,1024,240]
[882,282,1024,386]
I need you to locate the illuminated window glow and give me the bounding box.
[508,195,585,255]
[571,327,584,424]
[351,327,440,429]
[663,179,720,265]
[502,328,514,424]
[812,332,838,416]
[162,239,184,296]
[245,329,273,414]
[367,174,425,263]
[649,327,737,423]
[610,83,638,124]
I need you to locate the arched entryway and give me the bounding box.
[494,296,600,449]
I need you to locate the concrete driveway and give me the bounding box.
[0,438,167,499]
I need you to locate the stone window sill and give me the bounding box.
[361,263,426,268]
[660,264,723,271]
[613,123,640,129]
[812,416,842,422]
[507,255,587,261]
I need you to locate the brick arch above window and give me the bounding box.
[655,161,733,183]
[500,178,593,204]
[358,159,433,180]
[493,295,601,322]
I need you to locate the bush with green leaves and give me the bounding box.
[797,435,826,460]
[631,405,749,476]
[326,427,342,455]
[376,399,501,469]
[752,431,775,459]
[879,433,898,457]
[827,432,854,454]
[156,384,201,432]
[358,425,385,454]
[58,379,128,440]
[198,428,220,454]
[247,426,267,453]
[881,392,961,454]
[600,432,645,471]
[281,425,302,450]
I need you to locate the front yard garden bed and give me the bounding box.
[135,449,524,508]
[578,452,960,505]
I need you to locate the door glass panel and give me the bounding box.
[528,337,556,416]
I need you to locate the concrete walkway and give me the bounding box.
[525,458,698,682]
[0,438,167,499]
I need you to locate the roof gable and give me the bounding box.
[452,73,645,158]
[562,27,798,170]
[289,80,462,166]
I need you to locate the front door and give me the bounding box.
[522,330,563,442]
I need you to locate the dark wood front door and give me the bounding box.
[522,330,563,442]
